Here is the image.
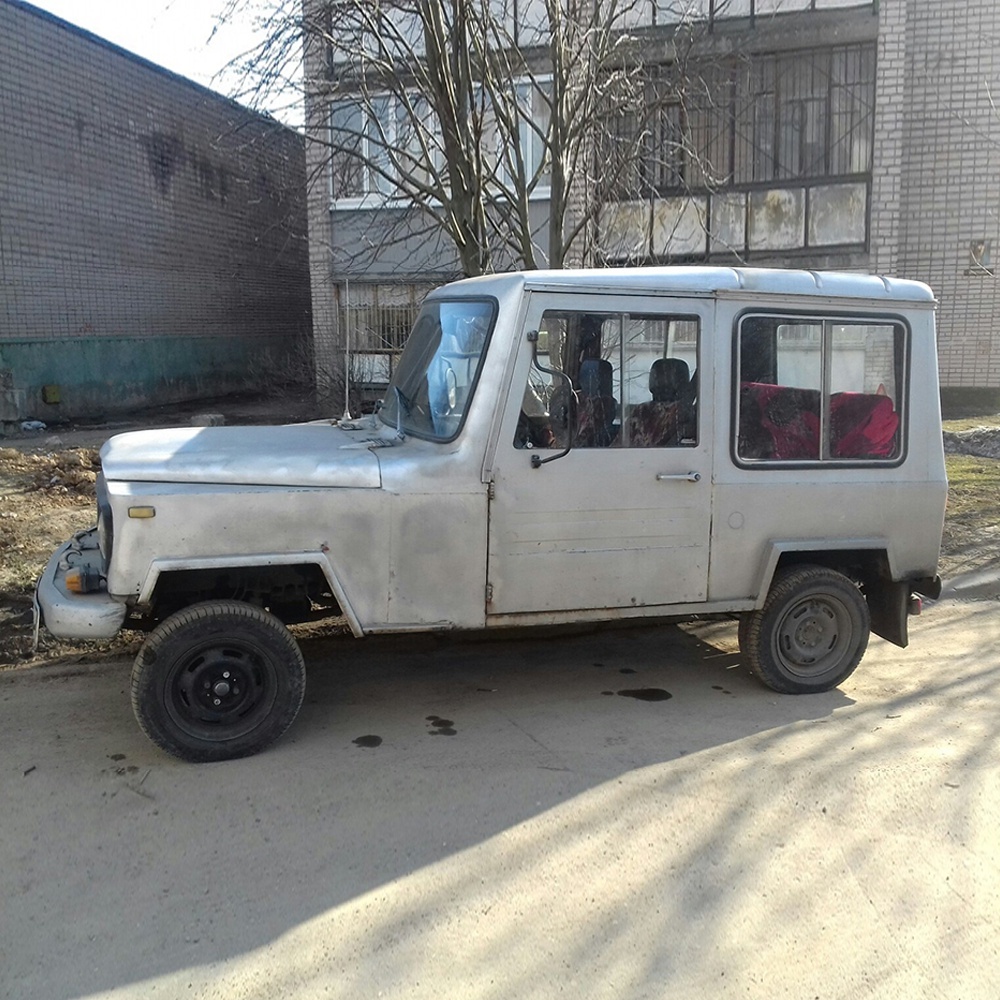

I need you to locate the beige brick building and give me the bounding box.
[879,0,1000,408]
[305,0,1000,409]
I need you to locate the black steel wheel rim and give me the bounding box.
[164,638,279,742]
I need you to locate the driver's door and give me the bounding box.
[487,291,712,617]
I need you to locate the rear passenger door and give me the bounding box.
[487,292,714,617]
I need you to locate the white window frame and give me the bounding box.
[328,94,419,210]
[329,77,553,211]
[494,76,551,200]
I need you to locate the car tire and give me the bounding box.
[741,565,870,694]
[131,600,306,762]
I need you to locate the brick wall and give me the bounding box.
[0,0,311,425]
[897,0,1000,391]
[870,0,906,278]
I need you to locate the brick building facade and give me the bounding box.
[0,0,311,428]
[305,0,1000,409]
[890,0,1000,407]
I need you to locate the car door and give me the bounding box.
[487,290,713,617]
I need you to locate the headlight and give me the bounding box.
[96,473,113,567]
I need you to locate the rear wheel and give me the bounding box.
[131,600,306,762]
[741,565,870,694]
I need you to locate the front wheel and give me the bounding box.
[131,600,306,762]
[740,565,870,694]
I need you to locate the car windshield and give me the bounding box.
[379,298,495,441]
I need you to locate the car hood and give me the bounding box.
[99,425,382,488]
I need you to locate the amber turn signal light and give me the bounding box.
[65,566,103,594]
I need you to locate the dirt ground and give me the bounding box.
[2,398,999,668]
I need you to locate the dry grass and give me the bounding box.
[942,412,1000,433]
[944,454,1000,516]
[940,413,1000,573]
[0,448,99,596]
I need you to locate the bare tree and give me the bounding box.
[216,0,772,412]
[220,0,723,276]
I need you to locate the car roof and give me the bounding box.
[437,266,935,304]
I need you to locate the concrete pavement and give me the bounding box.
[2,600,998,999]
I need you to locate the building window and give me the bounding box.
[329,101,367,200]
[329,78,551,206]
[329,93,443,203]
[514,79,552,190]
[604,42,875,200]
[738,45,875,184]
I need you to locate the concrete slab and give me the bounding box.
[1,602,998,999]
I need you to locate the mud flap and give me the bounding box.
[867,579,909,648]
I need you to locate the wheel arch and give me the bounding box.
[137,554,364,636]
[752,542,923,648]
[753,541,889,604]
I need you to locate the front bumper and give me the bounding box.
[34,528,127,642]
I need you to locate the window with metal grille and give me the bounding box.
[603,42,875,199]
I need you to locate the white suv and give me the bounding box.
[36,267,947,761]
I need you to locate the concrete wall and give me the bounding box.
[0,0,311,427]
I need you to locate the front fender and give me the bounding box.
[137,553,365,637]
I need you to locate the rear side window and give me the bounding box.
[736,315,906,463]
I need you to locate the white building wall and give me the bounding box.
[870,0,905,278]
[897,0,1000,392]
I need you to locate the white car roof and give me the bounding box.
[437,266,935,304]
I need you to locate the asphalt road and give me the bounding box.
[2,600,998,1000]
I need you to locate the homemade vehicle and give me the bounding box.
[36,267,947,761]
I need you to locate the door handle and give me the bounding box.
[655,472,701,482]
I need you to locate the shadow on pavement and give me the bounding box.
[16,610,1000,999]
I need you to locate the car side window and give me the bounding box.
[736,314,905,463]
[513,309,699,450]
[622,314,699,448]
